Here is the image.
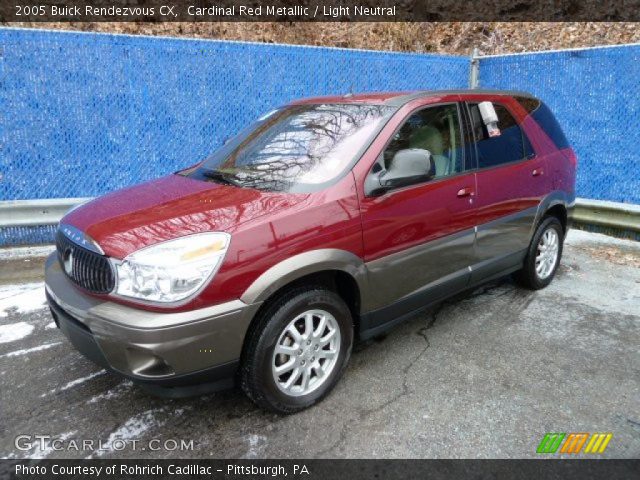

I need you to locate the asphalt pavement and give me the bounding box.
[0,230,638,459]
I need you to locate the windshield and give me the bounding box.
[183,103,395,192]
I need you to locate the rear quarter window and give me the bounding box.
[516,97,570,150]
[468,102,531,168]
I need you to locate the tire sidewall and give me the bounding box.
[253,289,353,411]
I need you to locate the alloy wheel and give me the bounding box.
[271,309,341,397]
[535,228,559,280]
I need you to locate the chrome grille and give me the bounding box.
[56,230,115,294]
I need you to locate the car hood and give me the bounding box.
[63,174,307,258]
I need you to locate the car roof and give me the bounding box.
[289,89,537,107]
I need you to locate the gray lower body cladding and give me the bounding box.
[360,206,540,336]
[47,292,239,396]
[44,254,260,396]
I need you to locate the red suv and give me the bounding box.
[45,90,576,413]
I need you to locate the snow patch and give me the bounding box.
[0,341,61,358]
[86,380,134,404]
[91,407,173,458]
[242,434,268,459]
[0,283,47,318]
[90,407,189,458]
[0,322,34,343]
[41,370,106,397]
[45,322,57,330]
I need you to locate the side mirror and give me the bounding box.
[380,148,433,189]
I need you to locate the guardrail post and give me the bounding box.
[469,47,480,89]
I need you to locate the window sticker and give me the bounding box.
[487,124,501,137]
[478,101,501,137]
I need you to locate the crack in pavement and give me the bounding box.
[315,308,440,457]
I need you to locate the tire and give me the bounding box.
[515,216,564,290]
[240,286,353,414]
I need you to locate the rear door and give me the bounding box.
[465,98,549,281]
[358,100,477,322]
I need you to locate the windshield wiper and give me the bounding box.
[201,169,241,187]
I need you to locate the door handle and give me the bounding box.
[457,187,474,198]
[532,168,544,177]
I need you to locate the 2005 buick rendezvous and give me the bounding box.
[45,90,576,413]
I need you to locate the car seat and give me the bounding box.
[408,126,451,177]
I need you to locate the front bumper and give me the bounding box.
[44,253,261,396]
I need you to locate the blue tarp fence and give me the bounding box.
[0,28,467,201]
[1,28,639,245]
[478,44,640,206]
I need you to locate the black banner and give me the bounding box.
[2,0,640,22]
[1,460,639,480]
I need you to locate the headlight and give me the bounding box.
[114,232,230,303]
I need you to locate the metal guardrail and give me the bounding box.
[572,198,640,233]
[0,198,92,227]
[0,197,638,233]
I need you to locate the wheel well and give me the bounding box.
[544,204,567,233]
[248,270,361,335]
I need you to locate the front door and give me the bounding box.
[359,102,477,326]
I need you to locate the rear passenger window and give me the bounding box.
[516,96,570,150]
[469,103,531,168]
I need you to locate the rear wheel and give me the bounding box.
[515,216,564,289]
[240,287,353,414]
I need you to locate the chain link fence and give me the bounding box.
[1,28,468,202]
[0,28,469,245]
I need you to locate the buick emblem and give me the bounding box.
[63,248,74,275]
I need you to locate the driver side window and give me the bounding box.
[384,104,463,179]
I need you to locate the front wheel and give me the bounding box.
[515,216,564,290]
[240,287,353,414]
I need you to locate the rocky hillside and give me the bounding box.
[5,22,640,55]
